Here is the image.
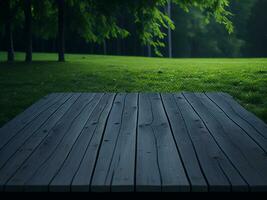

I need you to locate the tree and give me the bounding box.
[5,0,15,62]
[167,0,172,58]
[23,0,32,62]
[57,0,233,58]
[103,40,107,55]
[168,0,257,58]
[1,0,16,62]
[127,0,233,56]
[246,0,267,57]
[0,0,234,59]
[57,0,65,62]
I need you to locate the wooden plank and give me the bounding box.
[136,93,189,192]
[0,93,73,170]
[174,93,244,192]
[70,94,115,192]
[0,94,80,191]
[0,93,64,150]
[23,93,104,192]
[90,93,126,192]
[0,92,266,192]
[110,94,138,192]
[183,92,267,191]
[219,92,267,138]
[4,93,97,192]
[49,93,115,192]
[161,93,208,192]
[90,93,138,192]
[206,93,267,153]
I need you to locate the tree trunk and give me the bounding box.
[24,0,32,62]
[167,0,172,58]
[190,39,198,58]
[5,0,14,62]
[103,40,107,55]
[147,45,152,57]
[116,38,121,55]
[57,0,65,62]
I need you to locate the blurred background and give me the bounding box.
[1,0,266,58]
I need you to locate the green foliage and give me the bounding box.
[4,0,233,55]
[63,0,126,44]
[132,0,233,55]
[0,0,234,56]
[173,0,233,32]
[32,0,57,39]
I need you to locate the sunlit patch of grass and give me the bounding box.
[0,52,267,125]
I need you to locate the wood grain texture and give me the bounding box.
[136,93,189,192]
[0,93,64,150]
[218,92,267,139]
[183,92,267,191]
[4,93,96,192]
[0,94,80,191]
[51,93,115,192]
[91,93,138,192]
[161,93,208,192]
[206,93,267,153]
[0,94,73,169]
[0,92,267,192]
[24,93,104,192]
[175,93,243,192]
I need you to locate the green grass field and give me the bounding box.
[0,52,267,126]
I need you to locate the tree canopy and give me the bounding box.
[1,0,265,60]
[52,0,233,55]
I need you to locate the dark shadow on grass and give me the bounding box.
[0,61,65,66]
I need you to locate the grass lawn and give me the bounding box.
[0,52,267,126]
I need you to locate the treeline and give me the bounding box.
[0,0,67,62]
[169,0,267,58]
[0,0,266,61]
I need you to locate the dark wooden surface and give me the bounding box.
[0,92,267,192]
